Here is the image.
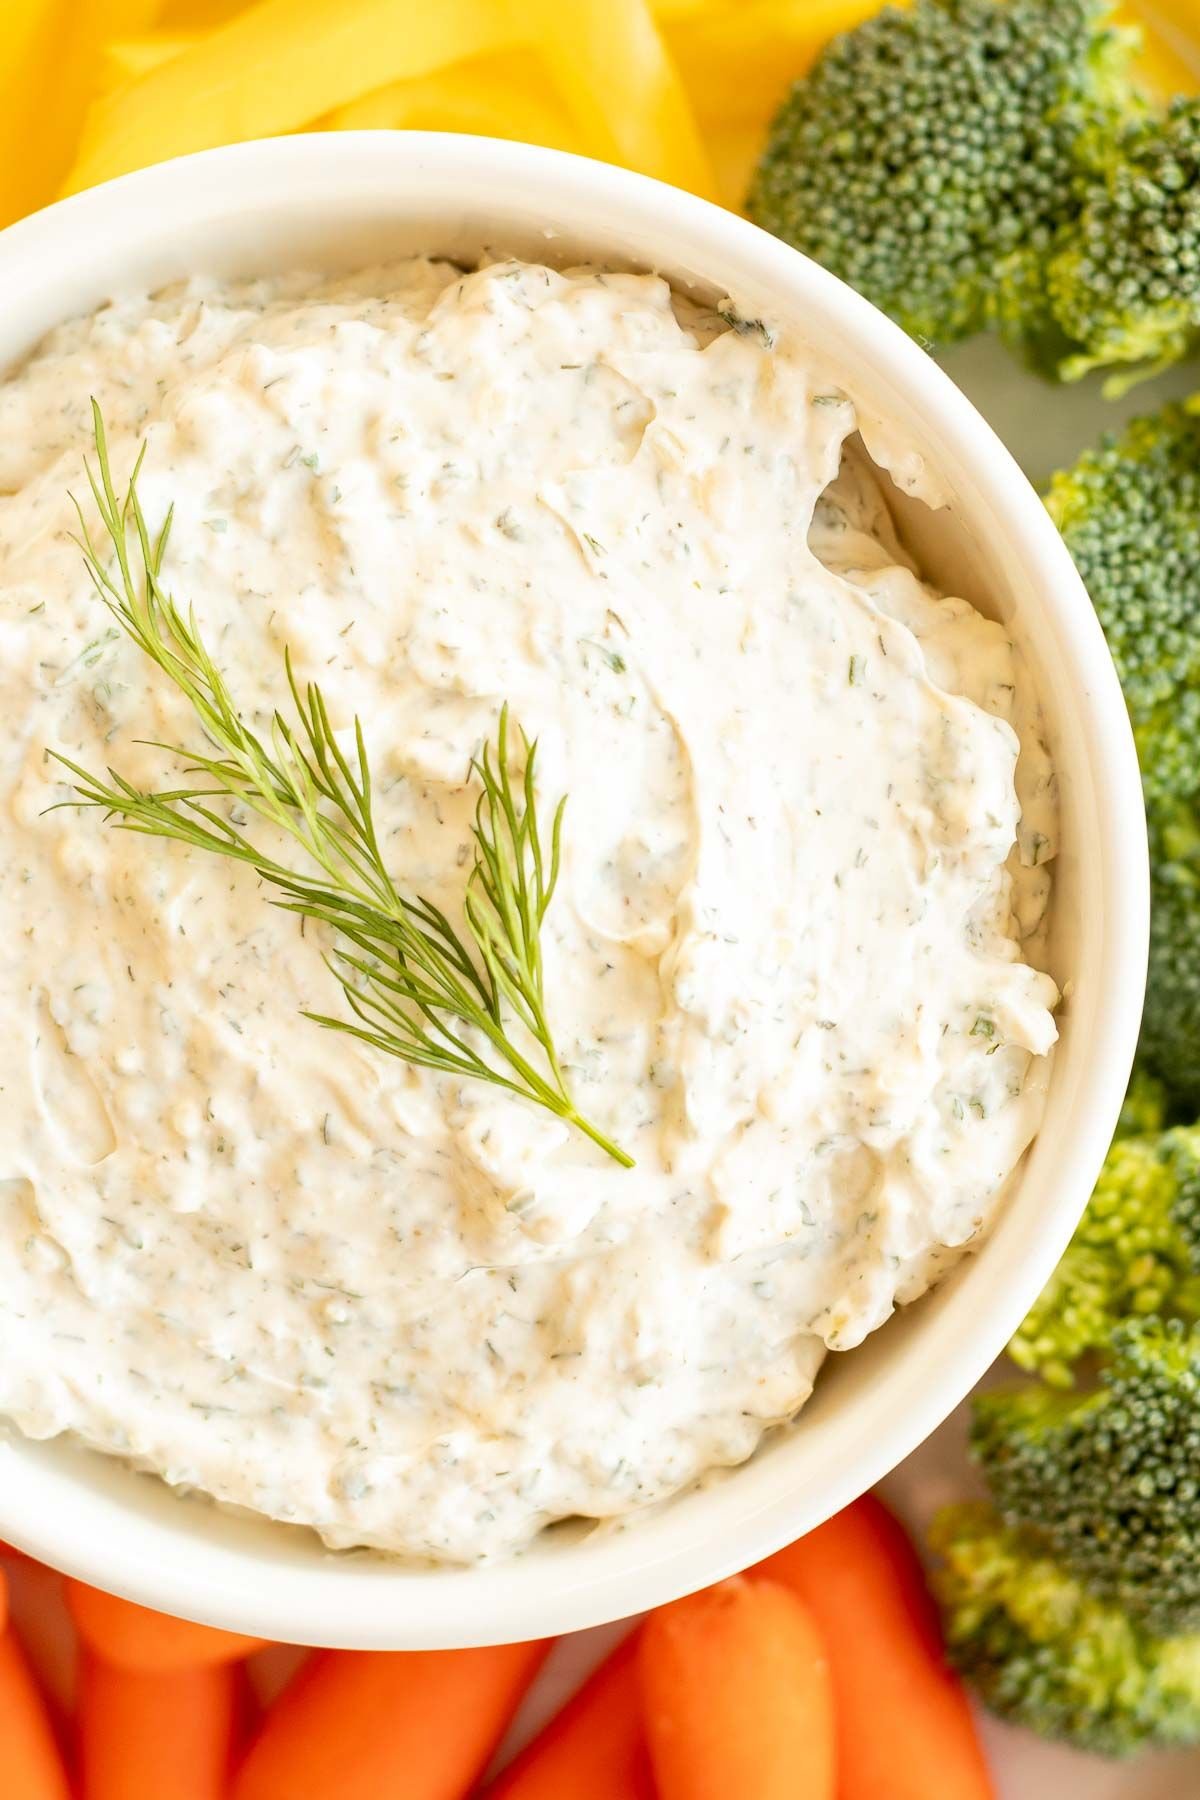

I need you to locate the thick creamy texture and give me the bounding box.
[0,260,1059,1561]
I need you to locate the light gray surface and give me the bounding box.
[939,335,1200,490]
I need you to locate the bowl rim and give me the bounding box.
[0,130,1149,1647]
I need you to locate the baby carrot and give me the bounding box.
[65,1581,267,1671]
[78,1653,243,1800]
[757,1495,994,1800]
[0,1627,70,1800]
[639,1577,835,1800]
[485,1631,654,1800]
[233,1639,551,1800]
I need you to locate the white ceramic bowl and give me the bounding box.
[0,132,1148,1648]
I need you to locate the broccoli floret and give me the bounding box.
[747,0,1139,350]
[1116,1065,1169,1137]
[1009,1127,1200,1382]
[1146,848,1200,1104]
[1046,403,1200,1106]
[1049,97,1200,392]
[974,1318,1200,1633]
[932,1503,1200,1755]
[934,1137,1200,1746]
[1045,403,1200,726]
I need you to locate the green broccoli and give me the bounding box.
[1045,403,1200,728]
[1146,857,1200,1107]
[1046,403,1200,1107]
[1116,1065,1169,1138]
[932,1504,1200,1756]
[1009,1126,1200,1383]
[938,1117,1200,1742]
[747,0,1140,350]
[1049,97,1200,393]
[973,1317,1200,1634]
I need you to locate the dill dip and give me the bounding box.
[0,259,1058,1561]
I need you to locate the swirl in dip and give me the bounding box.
[0,259,1058,1561]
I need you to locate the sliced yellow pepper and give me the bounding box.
[62,0,521,194]
[45,0,1200,236]
[99,30,201,88]
[649,0,732,19]
[1126,1,1200,94]
[0,0,63,223]
[517,0,717,196]
[160,1,255,21]
[320,48,585,157]
[1,0,164,222]
[705,119,772,210]
[667,0,893,125]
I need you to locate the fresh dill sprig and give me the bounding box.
[49,401,633,1168]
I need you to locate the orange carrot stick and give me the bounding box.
[485,1631,653,1800]
[639,1577,835,1800]
[757,1495,994,1800]
[65,1581,267,1672]
[233,1640,551,1800]
[78,1653,244,1800]
[0,1627,71,1800]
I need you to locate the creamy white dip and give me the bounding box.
[0,259,1058,1561]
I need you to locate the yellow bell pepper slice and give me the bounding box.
[1,0,164,223]
[321,48,585,157]
[519,0,716,196]
[705,119,772,211]
[0,0,63,223]
[1127,1,1200,94]
[99,30,201,88]
[163,1,255,21]
[650,0,730,19]
[62,0,520,194]
[667,0,889,126]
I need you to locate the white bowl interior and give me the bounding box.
[0,134,1147,1647]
